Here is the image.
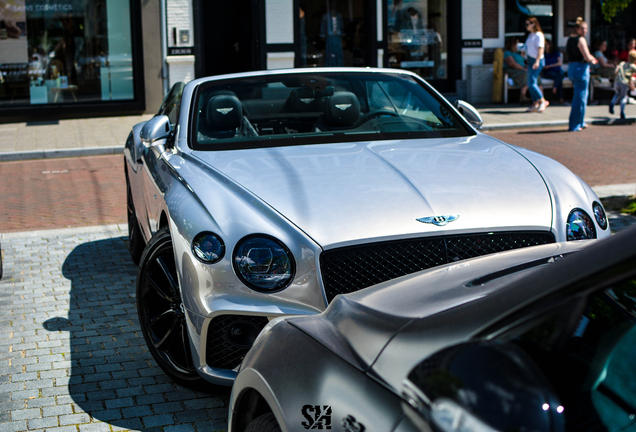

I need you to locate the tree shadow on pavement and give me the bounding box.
[43,237,228,431]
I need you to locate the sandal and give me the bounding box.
[537,100,550,113]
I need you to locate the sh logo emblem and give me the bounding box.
[302,405,332,429]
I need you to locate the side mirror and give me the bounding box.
[140,115,171,148]
[454,100,483,130]
[402,342,565,432]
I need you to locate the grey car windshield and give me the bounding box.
[191,72,472,150]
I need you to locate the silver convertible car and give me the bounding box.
[123,68,610,389]
[230,227,636,432]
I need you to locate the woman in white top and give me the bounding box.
[525,16,548,112]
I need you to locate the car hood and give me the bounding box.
[192,135,552,248]
[287,241,590,376]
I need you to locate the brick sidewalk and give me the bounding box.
[0,155,126,233]
[0,116,151,155]
[0,226,229,432]
[487,125,636,187]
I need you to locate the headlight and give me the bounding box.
[431,399,498,432]
[592,201,608,231]
[192,232,225,263]
[566,209,596,241]
[233,235,295,292]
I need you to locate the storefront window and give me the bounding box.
[0,0,135,107]
[505,0,553,40]
[299,0,366,68]
[387,0,447,80]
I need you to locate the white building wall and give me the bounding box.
[166,56,195,87]
[461,0,484,79]
[166,0,194,47]
[165,0,195,86]
[266,0,294,44]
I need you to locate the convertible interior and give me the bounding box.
[193,72,470,149]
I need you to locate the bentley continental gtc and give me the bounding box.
[123,68,610,389]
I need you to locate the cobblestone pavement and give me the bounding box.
[0,226,229,432]
[0,156,126,233]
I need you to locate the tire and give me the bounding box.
[136,226,206,389]
[245,413,282,432]
[126,178,145,265]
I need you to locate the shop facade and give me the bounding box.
[0,0,162,119]
[185,0,463,93]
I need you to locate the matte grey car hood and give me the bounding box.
[193,135,552,248]
[287,241,589,374]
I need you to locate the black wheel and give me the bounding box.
[126,178,145,265]
[136,226,205,389]
[245,413,282,432]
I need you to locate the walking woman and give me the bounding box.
[525,17,547,112]
[567,18,598,131]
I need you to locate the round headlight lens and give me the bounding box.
[566,209,597,241]
[233,236,295,292]
[192,232,225,263]
[592,201,608,231]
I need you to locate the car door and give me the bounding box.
[140,82,185,237]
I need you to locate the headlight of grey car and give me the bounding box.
[233,235,295,292]
[192,232,225,263]
[592,201,608,231]
[566,209,596,241]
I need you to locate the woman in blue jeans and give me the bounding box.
[525,17,548,112]
[567,18,598,131]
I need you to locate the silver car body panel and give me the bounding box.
[124,67,610,385]
[191,135,552,249]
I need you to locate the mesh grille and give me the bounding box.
[205,315,269,370]
[320,231,555,303]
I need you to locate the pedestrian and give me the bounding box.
[503,36,529,103]
[524,17,548,112]
[592,40,616,78]
[618,38,636,62]
[542,40,566,104]
[567,17,598,132]
[609,50,636,119]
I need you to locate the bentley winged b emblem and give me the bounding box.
[216,107,234,115]
[335,103,352,111]
[417,215,460,226]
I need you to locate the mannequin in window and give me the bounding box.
[320,1,344,67]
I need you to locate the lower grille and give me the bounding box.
[320,231,555,303]
[206,315,269,370]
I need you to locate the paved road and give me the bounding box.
[1,123,635,234]
[486,124,636,187]
[1,123,635,432]
[0,226,230,432]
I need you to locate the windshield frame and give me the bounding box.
[187,71,475,152]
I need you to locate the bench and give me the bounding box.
[503,63,573,104]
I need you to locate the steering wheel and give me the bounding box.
[358,109,400,124]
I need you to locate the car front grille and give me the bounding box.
[320,231,556,303]
[205,315,269,370]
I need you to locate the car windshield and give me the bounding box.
[512,277,636,431]
[191,72,472,150]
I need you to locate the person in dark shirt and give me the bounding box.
[542,40,566,104]
[567,18,597,132]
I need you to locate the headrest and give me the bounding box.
[206,94,242,132]
[324,91,360,127]
[288,88,323,112]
